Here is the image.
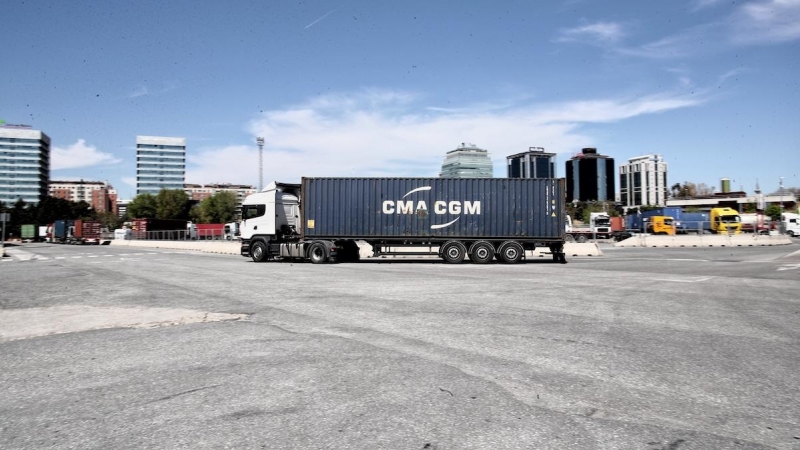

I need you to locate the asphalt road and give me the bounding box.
[1,242,799,449]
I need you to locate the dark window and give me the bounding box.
[242,204,266,220]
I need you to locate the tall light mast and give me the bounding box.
[256,137,265,191]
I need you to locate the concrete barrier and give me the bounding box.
[614,234,793,248]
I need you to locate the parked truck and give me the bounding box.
[71,219,104,244]
[709,207,741,234]
[739,213,772,234]
[224,221,240,240]
[130,218,195,240]
[240,178,568,264]
[51,220,74,244]
[624,214,676,235]
[782,212,800,237]
[564,212,612,242]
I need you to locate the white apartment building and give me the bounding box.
[619,154,668,208]
[0,125,50,204]
[136,135,186,195]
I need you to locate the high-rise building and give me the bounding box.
[440,143,493,178]
[49,179,117,214]
[136,135,186,196]
[0,124,50,205]
[619,154,668,208]
[565,148,615,203]
[507,147,556,179]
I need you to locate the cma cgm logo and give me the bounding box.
[381,186,481,230]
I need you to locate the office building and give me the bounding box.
[565,148,615,203]
[49,179,117,213]
[0,124,50,205]
[507,147,556,179]
[440,143,493,178]
[136,135,186,195]
[619,154,668,208]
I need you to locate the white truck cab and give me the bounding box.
[782,212,800,237]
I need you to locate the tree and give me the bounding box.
[741,202,757,213]
[672,182,697,198]
[190,191,237,223]
[155,189,190,220]
[127,193,157,218]
[765,204,782,221]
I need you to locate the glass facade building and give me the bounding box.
[440,143,493,178]
[619,154,668,208]
[507,147,556,179]
[0,125,50,205]
[565,148,615,203]
[136,136,186,196]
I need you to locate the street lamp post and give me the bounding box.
[779,176,785,234]
[256,137,265,191]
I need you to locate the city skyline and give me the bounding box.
[1,0,798,199]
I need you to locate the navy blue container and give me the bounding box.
[53,219,73,239]
[301,177,565,241]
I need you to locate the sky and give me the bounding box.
[1,0,798,200]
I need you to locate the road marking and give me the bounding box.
[104,254,114,257]
[653,276,713,283]
[71,256,82,259]
[88,255,99,258]
[777,264,800,272]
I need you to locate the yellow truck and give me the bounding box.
[710,207,742,234]
[646,216,676,235]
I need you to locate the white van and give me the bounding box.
[782,213,800,237]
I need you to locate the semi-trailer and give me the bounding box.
[21,224,39,242]
[240,177,567,264]
[130,218,194,240]
[72,219,103,244]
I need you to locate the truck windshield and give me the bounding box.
[594,218,610,226]
[663,218,674,225]
[720,215,740,223]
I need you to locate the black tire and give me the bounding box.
[576,234,588,243]
[565,234,576,243]
[788,231,796,238]
[498,241,524,264]
[308,242,328,264]
[469,241,494,264]
[250,241,267,262]
[441,241,467,264]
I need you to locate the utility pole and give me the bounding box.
[256,137,265,191]
[779,176,785,234]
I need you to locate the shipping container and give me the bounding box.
[74,219,102,244]
[240,178,568,264]
[301,177,564,239]
[53,220,73,242]
[21,224,38,241]
[131,218,192,240]
[196,223,225,239]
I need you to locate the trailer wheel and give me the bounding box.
[565,234,575,243]
[498,241,524,264]
[308,242,328,264]
[469,241,494,264]
[441,241,466,264]
[251,241,268,263]
[576,234,587,243]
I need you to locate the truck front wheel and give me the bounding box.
[576,234,587,243]
[308,242,328,264]
[565,234,575,243]
[251,241,268,262]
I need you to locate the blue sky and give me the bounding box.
[2,0,798,199]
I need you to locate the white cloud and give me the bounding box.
[692,0,724,12]
[184,89,705,187]
[51,139,121,170]
[729,0,800,43]
[128,86,149,98]
[556,21,625,44]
